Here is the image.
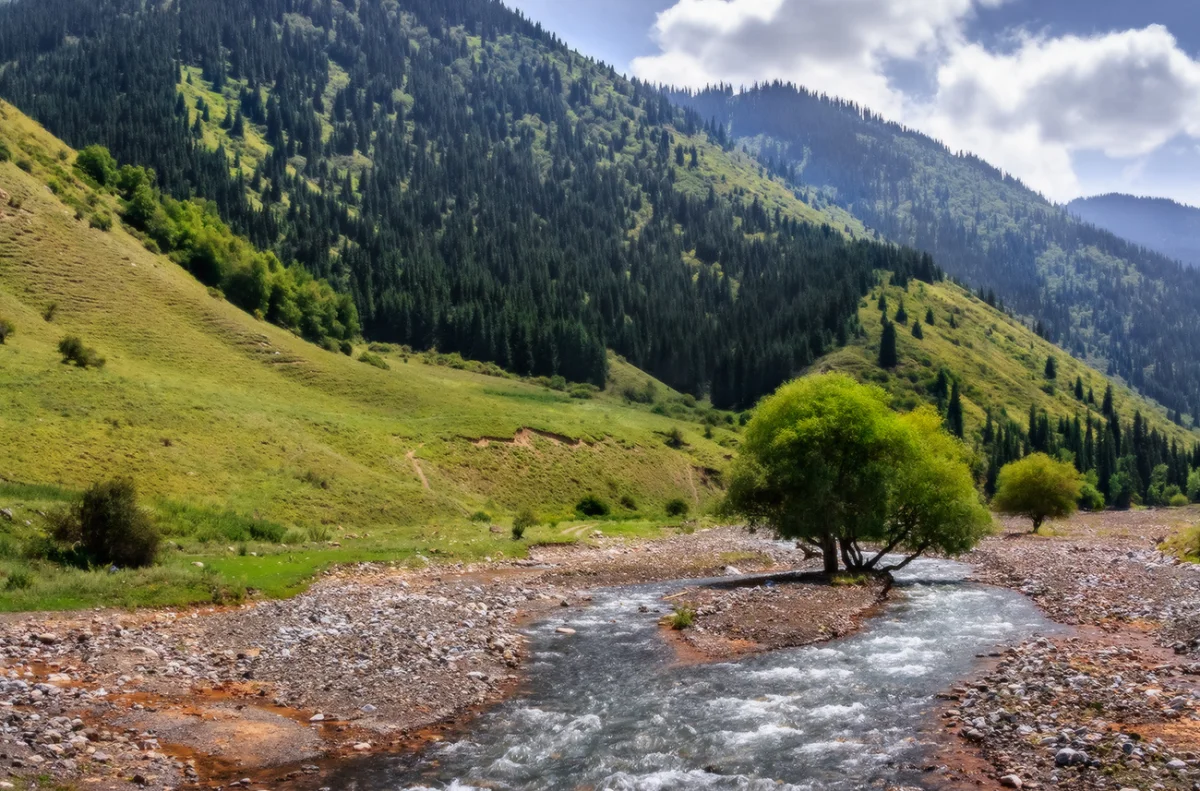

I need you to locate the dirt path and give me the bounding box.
[406,449,430,490]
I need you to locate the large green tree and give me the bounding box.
[723,374,989,572]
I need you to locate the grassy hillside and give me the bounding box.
[816,278,1196,447]
[0,101,733,609]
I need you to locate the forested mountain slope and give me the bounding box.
[0,99,731,545]
[1068,194,1200,270]
[0,0,936,409]
[674,83,1200,422]
[816,278,1198,504]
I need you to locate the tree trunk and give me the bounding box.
[821,535,838,574]
[1032,516,1044,534]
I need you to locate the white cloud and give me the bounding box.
[632,1,1200,202]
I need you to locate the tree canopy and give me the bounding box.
[723,374,989,573]
[992,453,1083,532]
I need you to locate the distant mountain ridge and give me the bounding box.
[1068,194,1200,269]
[673,82,1200,422]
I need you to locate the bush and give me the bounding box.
[665,427,686,449]
[75,144,118,187]
[89,212,113,231]
[512,507,538,540]
[1170,493,1191,508]
[52,478,160,568]
[0,139,10,162]
[58,335,106,368]
[358,351,390,370]
[1078,482,1106,512]
[619,494,637,511]
[4,568,33,591]
[576,495,610,517]
[339,340,353,356]
[1188,469,1200,503]
[43,302,58,322]
[469,511,492,523]
[665,498,690,518]
[568,384,594,399]
[0,316,13,344]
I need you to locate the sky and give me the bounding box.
[504,0,1200,207]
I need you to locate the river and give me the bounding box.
[326,558,1053,790]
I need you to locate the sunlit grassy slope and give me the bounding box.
[0,101,733,608]
[816,278,1196,446]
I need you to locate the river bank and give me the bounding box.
[930,507,1200,791]
[0,527,824,790]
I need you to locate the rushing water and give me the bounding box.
[330,559,1052,791]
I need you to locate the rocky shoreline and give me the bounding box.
[928,508,1200,791]
[0,527,812,790]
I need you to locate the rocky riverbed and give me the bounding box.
[0,527,810,790]
[930,507,1200,791]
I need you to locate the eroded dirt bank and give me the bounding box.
[0,527,821,790]
[928,508,1200,791]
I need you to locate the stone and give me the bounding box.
[1167,758,1187,770]
[309,713,325,722]
[999,776,1023,789]
[555,627,576,635]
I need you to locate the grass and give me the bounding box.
[666,604,696,630]
[0,99,729,611]
[815,277,1195,446]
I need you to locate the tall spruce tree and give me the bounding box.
[879,320,898,369]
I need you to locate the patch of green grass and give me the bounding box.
[666,604,696,630]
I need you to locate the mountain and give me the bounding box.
[0,0,935,410]
[1068,194,1200,269]
[673,83,1200,422]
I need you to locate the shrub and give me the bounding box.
[469,511,492,523]
[576,495,610,517]
[306,524,333,542]
[568,384,594,399]
[1078,482,1106,512]
[339,340,353,356]
[4,568,32,591]
[248,520,287,543]
[512,507,538,540]
[1170,493,1190,508]
[75,145,118,187]
[52,478,160,568]
[665,498,690,518]
[667,605,696,630]
[0,139,9,162]
[0,316,13,344]
[358,351,390,370]
[58,335,106,368]
[665,427,685,449]
[89,212,113,231]
[619,495,637,511]
[15,158,31,173]
[1188,469,1200,503]
[42,302,58,322]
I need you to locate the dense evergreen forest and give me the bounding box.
[673,83,1200,422]
[0,0,939,408]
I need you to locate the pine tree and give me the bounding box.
[946,381,964,438]
[911,320,923,339]
[1102,384,1114,416]
[878,320,898,368]
[877,292,888,312]
[1044,356,1057,380]
[1074,376,1084,400]
[925,307,935,325]
[894,298,908,325]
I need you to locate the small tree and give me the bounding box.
[53,478,160,568]
[512,507,538,540]
[945,381,964,438]
[992,453,1083,532]
[911,321,924,339]
[1189,469,1200,503]
[1044,356,1057,380]
[925,308,935,326]
[0,316,13,344]
[894,299,908,325]
[878,320,898,369]
[75,145,118,187]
